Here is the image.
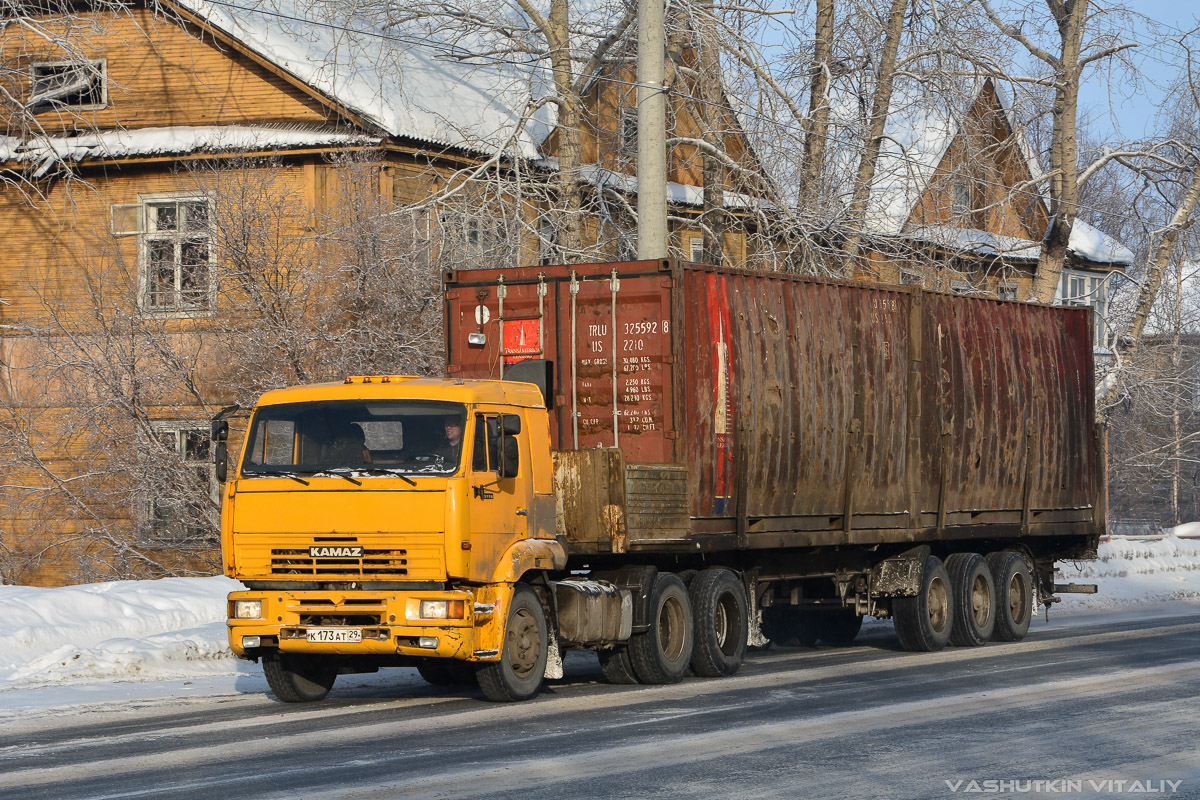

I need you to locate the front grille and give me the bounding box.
[270,547,408,577]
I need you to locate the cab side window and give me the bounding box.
[472,414,501,472]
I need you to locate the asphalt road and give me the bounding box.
[4,607,1200,800]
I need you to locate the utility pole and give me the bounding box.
[636,0,667,260]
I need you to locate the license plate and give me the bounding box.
[305,627,362,643]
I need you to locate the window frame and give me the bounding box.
[1059,269,1111,350]
[141,421,218,547]
[134,192,215,317]
[29,58,108,112]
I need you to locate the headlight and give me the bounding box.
[234,600,263,619]
[419,599,465,619]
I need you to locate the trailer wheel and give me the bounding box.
[417,660,478,686]
[761,607,820,647]
[629,572,694,684]
[688,569,748,677]
[987,551,1033,643]
[817,611,863,646]
[476,584,548,702]
[946,553,996,647]
[262,653,337,702]
[893,555,953,652]
[597,647,640,684]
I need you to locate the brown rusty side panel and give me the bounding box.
[921,295,1096,515]
[680,268,911,520]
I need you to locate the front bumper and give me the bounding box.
[227,586,509,661]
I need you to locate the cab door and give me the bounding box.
[467,409,530,582]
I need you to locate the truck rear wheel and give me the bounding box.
[598,647,640,684]
[688,568,747,677]
[629,572,694,684]
[262,653,337,702]
[817,610,863,646]
[893,555,953,652]
[946,553,996,647]
[987,551,1033,642]
[477,584,548,702]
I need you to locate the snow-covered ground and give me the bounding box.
[2,534,1199,717]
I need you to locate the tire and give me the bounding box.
[988,551,1033,643]
[476,584,549,702]
[946,553,996,647]
[817,610,863,646]
[262,653,337,702]
[893,555,953,652]
[688,569,748,677]
[761,607,820,647]
[628,572,694,684]
[598,647,640,684]
[418,659,478,686]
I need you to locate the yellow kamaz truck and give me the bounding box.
[220,260,1102,702]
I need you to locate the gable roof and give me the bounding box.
[166,0,555,159]
[837,77,1133,267]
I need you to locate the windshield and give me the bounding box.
[241,400,467,477]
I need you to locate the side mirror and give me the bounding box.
[214,440,228,483]
[498,415,520,477]
[499,434,519,478]
[210,405,238,483]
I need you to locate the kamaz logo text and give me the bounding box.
[309,546,363,558]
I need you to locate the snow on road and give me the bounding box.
[1,535,1198,717]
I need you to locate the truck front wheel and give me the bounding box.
[629,572,694,684]
[262,653,337,702]
[893,555,953,652]
[477,584,549,702]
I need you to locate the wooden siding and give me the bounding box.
[6,7,334,135]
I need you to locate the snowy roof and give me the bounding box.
[908,220,1134,267]
[0,126,379,177]
[573,164,762,209]
[169,0,556,158]
[829,78,1133,267]
[907,225,1042,260]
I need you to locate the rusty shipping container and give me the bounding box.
[445,259,1103,560]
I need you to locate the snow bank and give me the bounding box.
[1056,535,1200,612]
[0,576,242,688]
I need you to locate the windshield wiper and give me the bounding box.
[356,467,418,487]
[324,468,363,486]
[242,467,310,486]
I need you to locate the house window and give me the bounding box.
[689,236,704,263]
[145,424,216,544]
[997,282,1017,301]
[29,59,106,112]
[900,269,922,286]
[951,179,971,218]
[539,218,560,266]
[620,109,638,157]
[143,198,211,312]
[1060,271,1109,349]
[951,279,973,295]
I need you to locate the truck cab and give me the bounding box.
[222,376,566,701]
